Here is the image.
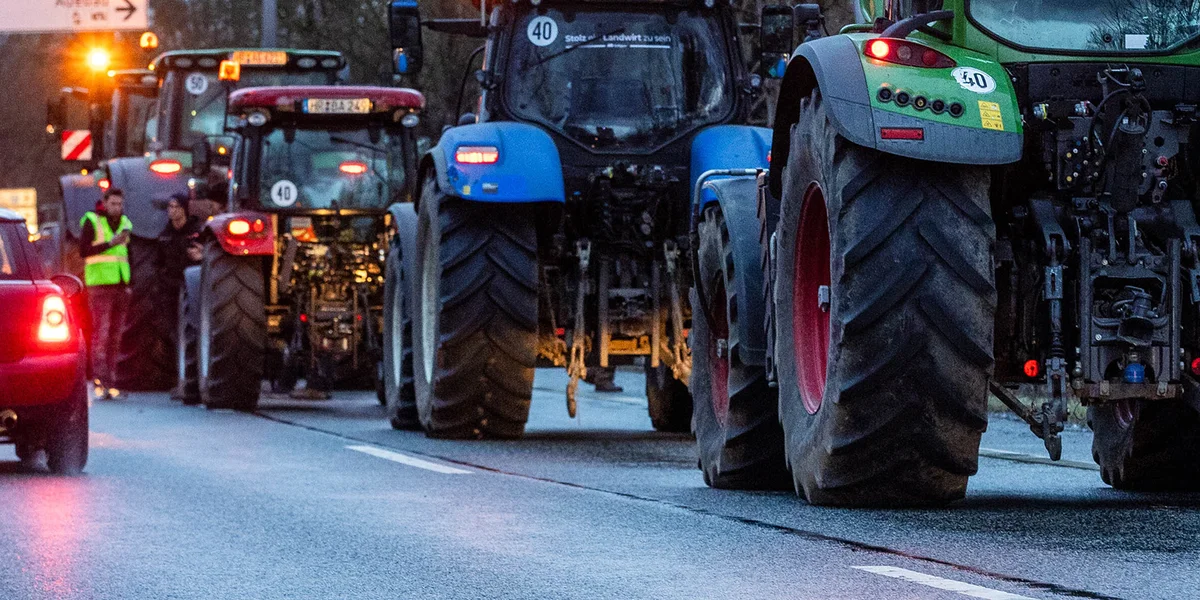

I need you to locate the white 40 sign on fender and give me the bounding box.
[952,67,996,94]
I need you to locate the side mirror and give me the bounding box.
[191,141,211,177]
[457,112,477,126]
[760,5,794,79]
[50,274,84,299]
[390,0,423,75]
[46,97,67,136]
[794,4,825,43]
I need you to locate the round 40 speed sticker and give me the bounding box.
[271,180,299,207]
[527,16,558,47]
[185,73,210,96]
[951,67,996,94]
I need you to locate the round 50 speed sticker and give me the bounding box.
[527,16,558,47]
[952,67,996,94]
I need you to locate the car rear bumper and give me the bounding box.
[0,353,85,407]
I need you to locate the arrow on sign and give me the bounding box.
[116,0,137,21]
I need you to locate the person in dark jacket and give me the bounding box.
[80,188,132,400]
[159,194,204,400]
[158,194,203,291]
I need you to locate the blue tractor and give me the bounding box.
[380,0,775,437]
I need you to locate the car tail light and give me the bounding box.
[455,146,499,164]
[38,295,71,344]
[864,38,956,69]
[339,161,369,175]
[227,219,251,236]
[150,159,183,175]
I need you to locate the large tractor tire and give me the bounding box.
[115,236,175,390]
[198,241,265,412]
[1089,399,1200,490]
[173,276,202,406]
[412,181,538,439]
[693,187,789,490]
[646,364,692,433]
[774,90,995,506]
[382,203,419,430]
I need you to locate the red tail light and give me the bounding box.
[1023,359,1040,378]
[149,159,183,175]
[864,38,956,69]
[455,146,499,164]
[38,295,71,344]
[227,219,251,236]
[880,127,925,141]
[1191,357,1200,376]
[339,161,369,175]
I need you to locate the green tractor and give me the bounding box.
[691,0,1200,505]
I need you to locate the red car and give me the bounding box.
[0,208,88,474]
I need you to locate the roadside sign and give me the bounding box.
[0,189,37,234]
[0,0,147,33]
[61,130,93,162]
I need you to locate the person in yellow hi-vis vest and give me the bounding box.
[80,188,133,400]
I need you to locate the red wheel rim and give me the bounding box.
[1115,399,1136,429]
[793,183,831,415]
[708,280,730,426]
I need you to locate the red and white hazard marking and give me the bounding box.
[61,130,93,161]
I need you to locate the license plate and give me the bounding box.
[304,98,372,114]
[231,50,288,65]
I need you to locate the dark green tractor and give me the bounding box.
[690,0,1200,505]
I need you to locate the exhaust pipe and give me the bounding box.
[0,410,17,431]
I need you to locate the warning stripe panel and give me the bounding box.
[62,130,93,161]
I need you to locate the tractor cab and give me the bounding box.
[225,86,424,217]
[179,86,425,403]
[498,2,740,154]
[145,49,348,177]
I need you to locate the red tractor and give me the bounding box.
[177,86,424,410]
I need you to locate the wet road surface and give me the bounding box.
[0,369,1195,599]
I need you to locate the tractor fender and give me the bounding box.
[107,155,189,240]
[418,122,565,206]
[690,125,771,217]
[204,212,275,256]
[59,174,102,240]
[386,202,418,263]
[769,35,1022,197]
[699,176,768,367]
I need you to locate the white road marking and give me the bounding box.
[852,566,1038,600]
[978,447,1100,471]
[346,445,473,475]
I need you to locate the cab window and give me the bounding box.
[0,223,30,280]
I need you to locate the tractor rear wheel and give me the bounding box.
[412,181,538,439]
[775,90,994,506]
[383,216,419,430]
[693,203,789,489]
[173,282,201,405]
[199,241,265,412]
[1089,399,1200,490]
[115,236,174,390]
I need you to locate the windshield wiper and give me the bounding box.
[529,27,625,68]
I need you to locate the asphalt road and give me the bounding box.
[0,369,1196,600]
